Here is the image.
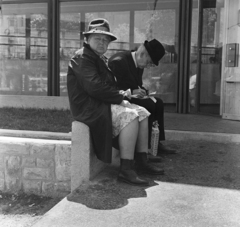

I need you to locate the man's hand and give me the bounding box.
[119,89,132,99]
[132,87,146,98]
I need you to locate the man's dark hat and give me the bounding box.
[83,18,117,41]
[144,39,165,66]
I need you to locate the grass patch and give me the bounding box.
[0,107,73,132]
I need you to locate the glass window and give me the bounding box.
[135,9,177,104]
[60,0,179,106]
[0,3,48,96]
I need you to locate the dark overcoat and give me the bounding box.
[108,51,144,92]
[67,43,123,163]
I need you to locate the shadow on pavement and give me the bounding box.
[148,140,240,190]
[67,164,158,210]
[67,140,240,210]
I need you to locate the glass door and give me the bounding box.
[189,0,224,115]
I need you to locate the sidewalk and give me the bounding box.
[31,114,240,227]
[164,112,240,134]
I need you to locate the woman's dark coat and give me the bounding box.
[67,43,123,163]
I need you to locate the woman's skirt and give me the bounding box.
[111,103,150,137]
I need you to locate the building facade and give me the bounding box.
[0,0,239,120]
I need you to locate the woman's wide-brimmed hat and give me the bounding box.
[144,39,165,66]
[83,18,117,42]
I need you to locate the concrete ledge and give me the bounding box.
[166,130,240,143]
[0,129,71,140]
[71,121,119,192]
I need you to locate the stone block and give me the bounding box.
[30,144,55,156]
[0,178,4,191]
[22,157,36,167]
[5,156,21,176]
[4,156,22,192]
[0,154,4,168]
[71,121,106,192]
[55,144,71,181]
[54,182,71,193]
[42,182,55,195]
[0,143,29,155]
[5,177,21,192]
[23,180,42,194]
[23,167,54,180]
[37,158,54,168]
[0,170,4,191]
[0,170,4,179]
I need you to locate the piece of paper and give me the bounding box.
[148,91,156,96]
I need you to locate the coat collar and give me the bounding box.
[83,42,101,60]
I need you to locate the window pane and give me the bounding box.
[60,0,179,106]
[0,3,48,96]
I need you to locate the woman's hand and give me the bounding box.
[119,89,131,99]
[120,100,132,108]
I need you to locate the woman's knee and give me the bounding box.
[121,117,139,134]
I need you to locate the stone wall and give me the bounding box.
[0,136,71,197]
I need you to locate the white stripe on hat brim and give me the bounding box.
[83,30,117,41]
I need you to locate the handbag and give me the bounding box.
[149,121,159,156]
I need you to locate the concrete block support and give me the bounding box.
[71,121,107,192]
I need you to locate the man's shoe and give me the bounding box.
[147,153,163,163]
[135,152,164,175]
[158,142,177,155]
[118,159,149,186]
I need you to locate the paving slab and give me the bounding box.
[32,140,240,227]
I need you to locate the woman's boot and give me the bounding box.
[118,159,149,186]
[135,152,164,175]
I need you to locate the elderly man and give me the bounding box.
[108,39,177,157]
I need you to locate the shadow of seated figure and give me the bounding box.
[67,164,158,210]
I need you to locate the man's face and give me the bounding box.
[88,34,111,55]
[137,50,155,69]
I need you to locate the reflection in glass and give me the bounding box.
[0,3,48,96]
[138,9,177,104]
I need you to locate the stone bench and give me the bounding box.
[71,121,119,192]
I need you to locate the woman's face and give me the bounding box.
[88,34,111,55]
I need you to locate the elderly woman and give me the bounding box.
[67,18,164,186]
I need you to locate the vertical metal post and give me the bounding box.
[195,0,203,112]
[25,16,30,60]
[80,13,85,47]
[129,10,134,50]
[47,0,53,95]
[52,0,60,96]
[177,0,193,113]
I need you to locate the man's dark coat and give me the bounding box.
[108,51,144,92]
[108,51,165,147]
[67,43,123,163]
